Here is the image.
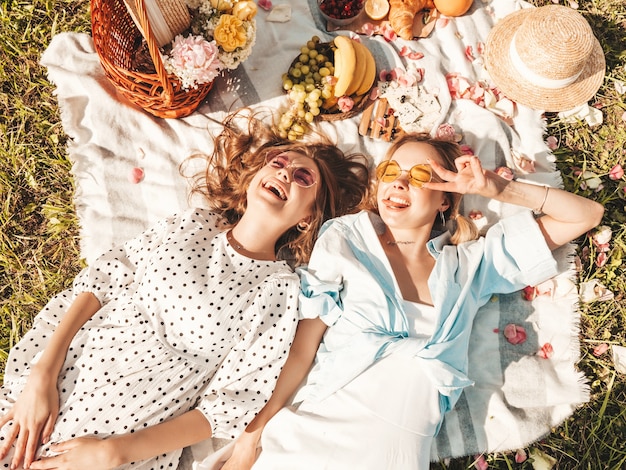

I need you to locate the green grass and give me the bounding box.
[0,0,88,354]
[0,0,624,468]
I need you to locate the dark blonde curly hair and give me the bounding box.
[183,108,370,266]
[364,133,479,245]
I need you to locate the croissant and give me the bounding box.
[389,0,435,40]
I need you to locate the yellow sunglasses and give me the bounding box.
[375,160,433,188]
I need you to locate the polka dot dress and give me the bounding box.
[0,209,300,469]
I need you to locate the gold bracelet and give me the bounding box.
[533,185,550,215]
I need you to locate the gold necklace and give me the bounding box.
[384,230,416,246]
[386,240,416,245]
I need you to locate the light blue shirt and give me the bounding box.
[295,210,557,423]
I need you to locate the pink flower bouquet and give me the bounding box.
[164,0,257,90]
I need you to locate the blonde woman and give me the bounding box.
[224,133,604,470]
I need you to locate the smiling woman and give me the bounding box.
[184,109,370,265]
[222,132,604,470]
[0,108,369,470]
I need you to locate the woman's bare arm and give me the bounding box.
[427,156,604,250]
[0,292,102,469]
[28,410,213,470]
[222,318,328,470]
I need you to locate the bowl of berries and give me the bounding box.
[318,0,365,26]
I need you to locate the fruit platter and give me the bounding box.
[319,0,474,40]
[277,35,377,140]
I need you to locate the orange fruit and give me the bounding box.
[364,0,389,20]
[433,0,473,17]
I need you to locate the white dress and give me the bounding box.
[0,209,300,470]
[253,300,442,470]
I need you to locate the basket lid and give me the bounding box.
[124,0,191,47]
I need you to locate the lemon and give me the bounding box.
[364,0,389,20]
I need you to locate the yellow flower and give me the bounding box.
[232,1,257,21]
[214,14,247,52]
[210,0,233,11]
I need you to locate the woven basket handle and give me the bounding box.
[134,0,174,103]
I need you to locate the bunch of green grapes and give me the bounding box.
[278,36,335,140]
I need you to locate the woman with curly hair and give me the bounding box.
[223,132,604,470]
[0,109,370,470]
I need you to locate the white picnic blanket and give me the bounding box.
[40,0,589,464]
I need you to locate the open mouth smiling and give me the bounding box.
[384,196,411,209]
[263,181,287,200]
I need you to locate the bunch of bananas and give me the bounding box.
[277,35,377,140]
[331,35,377,98]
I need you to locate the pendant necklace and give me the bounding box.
[384,230,416,246]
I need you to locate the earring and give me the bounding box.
[439,210,446,227]
[296,221,310,233]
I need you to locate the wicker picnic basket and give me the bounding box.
[90,0,214,119]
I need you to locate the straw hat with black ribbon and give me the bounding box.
[484,5,605,112]
[124,0,191,47]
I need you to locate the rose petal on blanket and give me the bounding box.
[360,22,376,36]
[537,343,554,359]
[504,323,527,345]
[257,0,272,11]
[522,285,537,301]
[128,167,145,184]
[535,279,555,297]
[381,23,397,42]
[397,70,417,87]
[521,279,572,301]
[399,46,424,61]
[446,72,471,98]
[470,83,484,102]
